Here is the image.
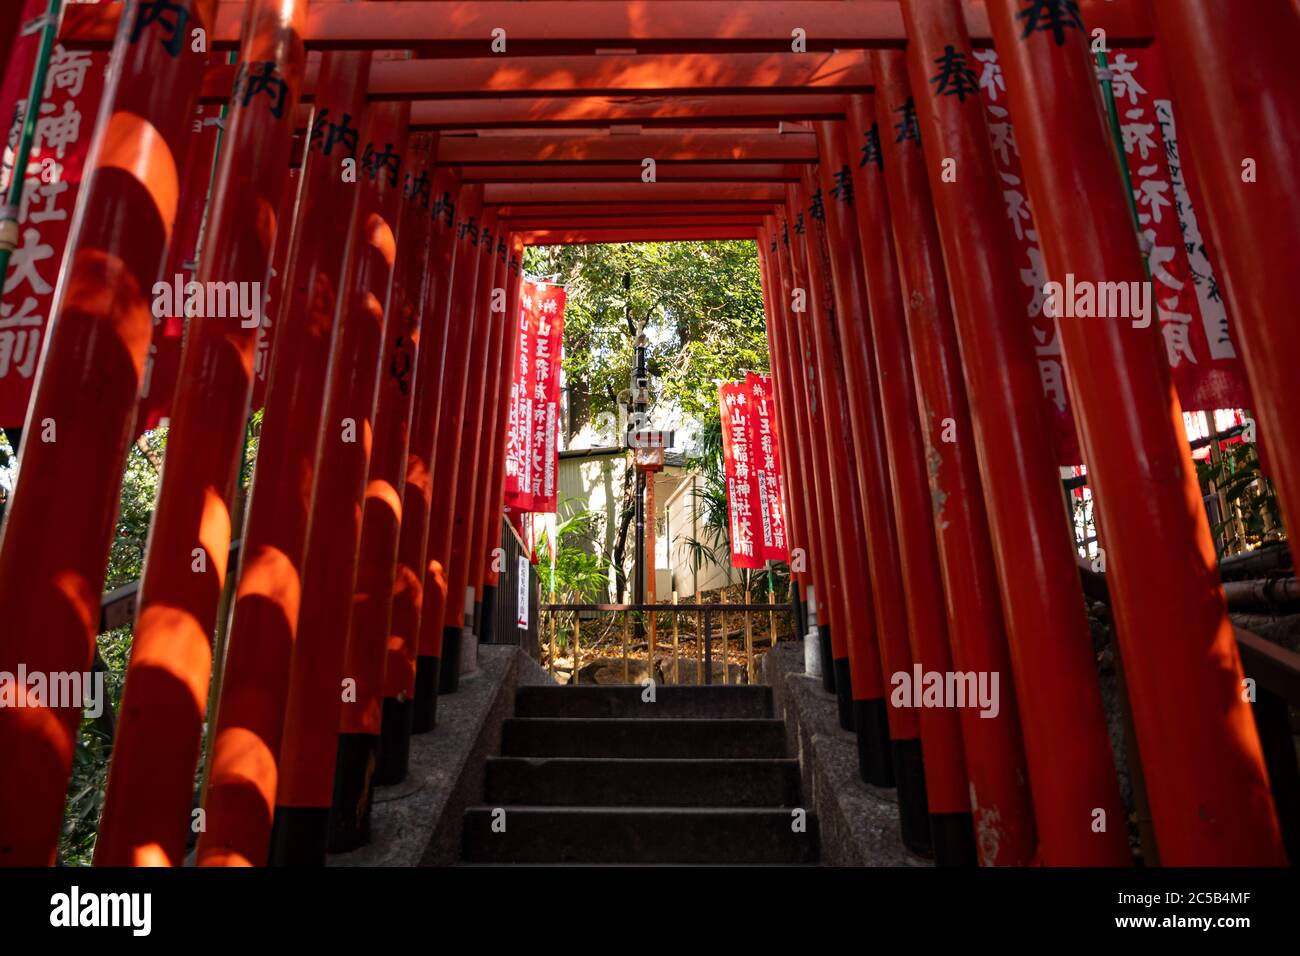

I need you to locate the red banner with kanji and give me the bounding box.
[718,380,764,570]
[1112,45,1253,412]
[1,39,109,427]
[504,278,564,514]
[503,281,536,511]
[970,45,1253,464]
[744,370,788,562]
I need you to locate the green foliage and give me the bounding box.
[60,715,113,865]
[691,410,725,474]
[106,429,167,588]
[1195,441,1283,550]
[535,503,613,603]
[522,240,769,429]
[672,410,728,583]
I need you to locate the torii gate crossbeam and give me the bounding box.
[60,1,1155,52]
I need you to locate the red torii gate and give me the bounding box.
[0,0,1296,871]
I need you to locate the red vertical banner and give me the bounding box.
[1108,45,1253,412]
[505,277,564,514]
[503,279,537,511]
[529,279,564,513]
[973,46,1251,427]
[744,370,788,563]
[136,102,221,434]
[718,381,764,570]
[1,44,108,425]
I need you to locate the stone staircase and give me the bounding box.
[461,685,820,864]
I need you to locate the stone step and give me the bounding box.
[484,756,801,807]
[500,717,789,759]
[514,684,772,719]
[462,806,819,864]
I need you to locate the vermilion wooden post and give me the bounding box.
[441,210,506,676]
[473,233,526,646]
[0,0,219,868]
[870,51,1037,865]
[755,223,812,637]
[814,122,929,852]
[1150,0,1300,575]
[380,170,463,751]
[985,0,1285,865]
[466,230,512,644]
[773,214,831,644]
[899,0,1130,866]
[770,207,838,698]
[792,196,860,714]
[842,97,976,865]
[412,184,487,730]
[331,131,439,849]
[197,50,373,868]
[439,209,504,687]
[270,101,412,866]
[94,0,309,869]
[250,163,304,411]
[789,176,893,787]
[464,214,501,619]
[485,235,527,590]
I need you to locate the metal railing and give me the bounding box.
[539,596,792,685]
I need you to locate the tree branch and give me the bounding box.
[134,436,163,472]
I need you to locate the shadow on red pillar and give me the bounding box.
[466,230,514,645]
[94,0,309,869]
[754,224,813,635]
[770,208,838,699]
[196,49,373,868]
[870,51,1038,866]
[1151,1,1300,575]
[790,175,893,789]
[0,0,219,869]
[382,171,463,746]
[816,119,934,857]
[438,209,505,690]
[843,96,978,865]
[412,185,487,730]
[900,0,1130,866]
[474,233,527,646]
[986,0,1285,866]
[331,131,440,850]
[270,100,412,867]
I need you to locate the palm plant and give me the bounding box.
[535,504,611,603]
[535,503,617,656]
[677,412,733,586]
